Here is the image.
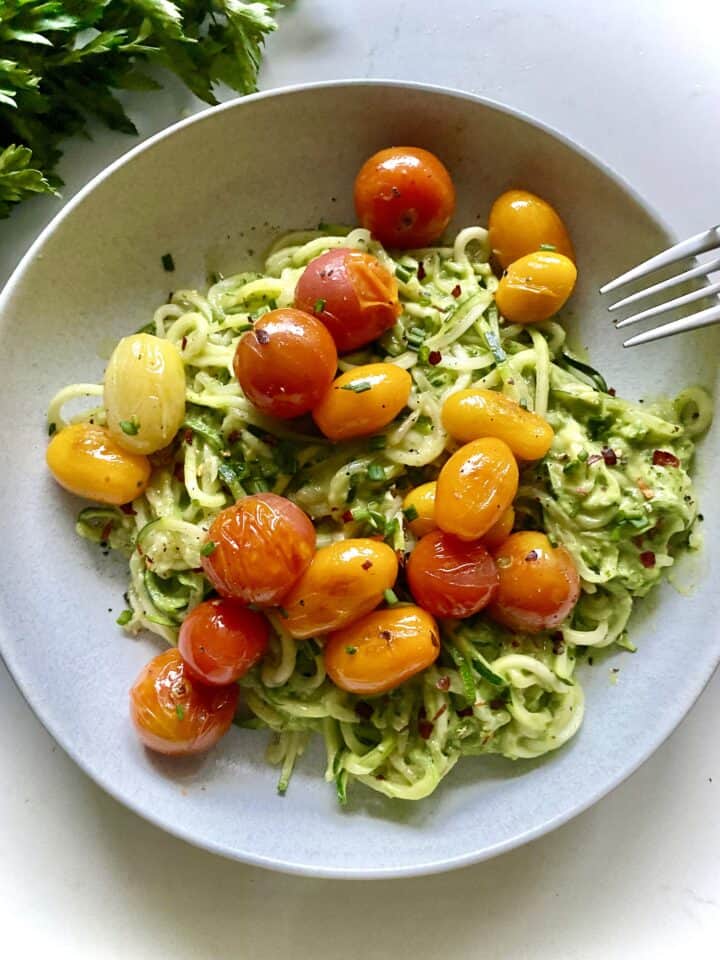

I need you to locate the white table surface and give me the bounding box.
[1,1,718,956]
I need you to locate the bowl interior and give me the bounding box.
[0,82,717,877]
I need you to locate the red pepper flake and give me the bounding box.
[552,631,565,655]
[100,521,113,543]
[587,454,603,466]
[451,284,462,298]
[417,263,426,281]
[601,447,618,466]
[361,560,373,571]
[120,503,137,515]
[637,479,655,500]
[639,551,656,568]
[489,698,506,710]
[354,701,373,720]
[457,706,474,717]
[255,328,270,345]
[395,549,406,567]
[183,429,193,444]
[181,335,187,351]
[342,510,353,523]
[428,350,442,366]
[418,720,434,740]
[431,704,447,723]
[173,462,185,483]
[436,675,451,692]
[227,430,240,445]
[653,450,680,468]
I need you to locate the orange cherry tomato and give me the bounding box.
[129,648,238,756]
[233,308,337,419]
[294,249,401,353]
[279,538,398,639]
[488,189,575,269]
[407,529,499,619]
[312,362,412,441]
[354,147,456,248]
[202,493,315,606]
[403,481,437,538]
[178,598,270,686]
[46,422,151,505]
[488,531,581,633]
[442,388,554,460]
[325,605,440,695]
[435,438,519,541]
[482,506,515,552]
[495,251,577,325]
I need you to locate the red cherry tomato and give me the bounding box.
[202,493,316,606]
[178,598,270,686]
[488,531,581,633]
[233,308,338,419]
[129,648,238,756]
[353,146,456,248]
[294,248,401,353]
[406,529,499,619]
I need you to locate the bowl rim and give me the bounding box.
[2,78,714,880]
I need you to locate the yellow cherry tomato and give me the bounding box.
[482,506,515,552]
[435,437,518,541]
[46,422,151,504]
[104,333,186,454]
[442,388,554,460]
[312,363,412,442]
[488,189,574,269]
[325,605,441,695]
[279,538,399,639]
[495,251,577,325]
[402,481,437,538]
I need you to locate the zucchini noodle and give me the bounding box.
[50,225,710,802]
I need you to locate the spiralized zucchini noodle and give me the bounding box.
[49,225,710,802]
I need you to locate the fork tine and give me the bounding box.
[623,301,720,347]
[599,225,720,294]
[614,278,720,328]
[608,254,720,311]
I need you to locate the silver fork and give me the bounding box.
[599,225,720,347]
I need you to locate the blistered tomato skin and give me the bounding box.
[129,648,238,756]
[233,309,337,419]
[488,189,575,269]
[325,606,441,695]
[495,252,577,325]
[46,422,151,505]
[402,481,437,538]
[354,147,456,248]
[202,493,316,606]
[489,531,581,633]
[407,530,499,619]
[435,437,519,541]
[294,249,401,353]
[279,539,399,639]
[313,363,412,441]
[104,333,186,454]
[178,598,270,686]
[442,388,554,460]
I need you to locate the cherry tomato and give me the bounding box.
[325,605,440,695]
[129,648,238,756]
[312,362,412,441]
[442,388,554,461]
[488,531,580,633]
[202,493,315,606]
[488,189,575,270]
[435,438,519,541]
[354,147,456,248]
[178,598,270,686]
[495,251,577,325]
[482,506,515,552]
[407,529,499,619]
[403,481,437,538]
[294,249,401,353]
[233,308,337,419]
[46,422,151,505]
[279,538,398,639]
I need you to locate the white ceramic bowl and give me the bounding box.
[0,81,717,878]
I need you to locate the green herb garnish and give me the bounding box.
[119,418,139,436]
[161,253,175,273]
[367,463,385,482]
[314,298,326,313]
[383,588,399,605]
[200,541,217,557]
[403,505,419,522]
[116,609,133,626]
[345,646,358,655]
[175,704,185,721]
[341,381,372,393]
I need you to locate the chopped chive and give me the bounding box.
[395,263,415,283]
[345,645,358,655]
[383,588,399,605]
[175,704,185,720]
[351,506,370,522]
[276,606,289,618]
[384,518,399,540]
[368,509,386,531]
[403,505,419,522]
[313,298,326,313]
[246,478,271,494]
[116,609,133,626]
[577,449,589,462]
[119,418,139,436]
[317,221,329,231]
[407,326,426,348]
[161,253,175,272]
[417,345,430,365]
[200,541,217,557]
[267,298,278,310]
[234,322,253,333]
[415,416,433,435]
[341,381,372,393]
[367,463,385,482]
[48,422,57,436]
[368,434,386,450]
[484,330,507,363]
[539,243,557,252]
